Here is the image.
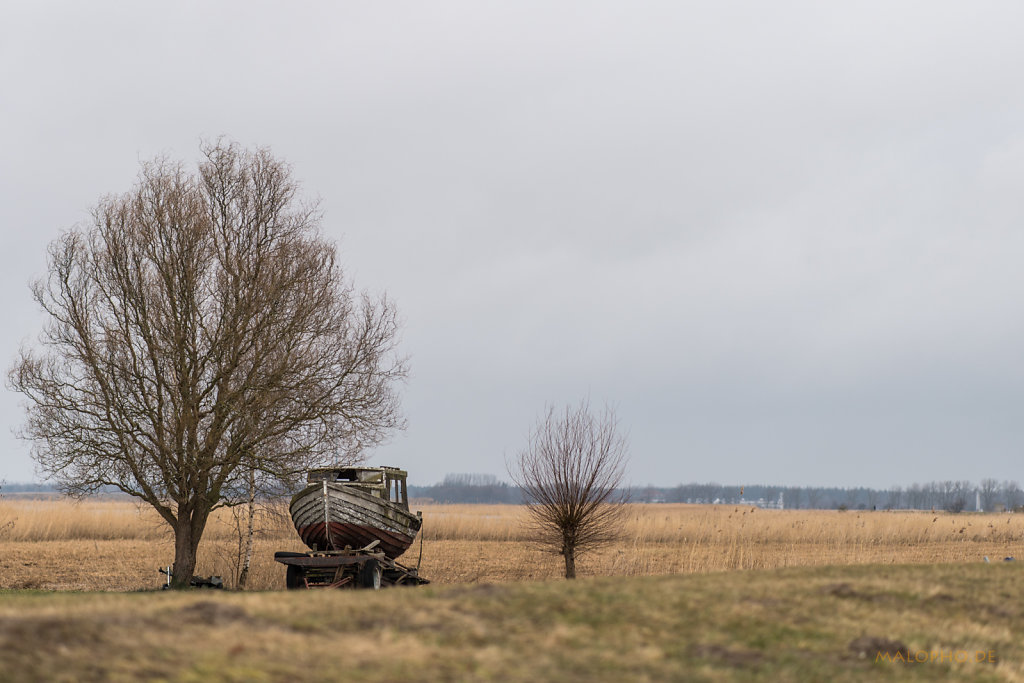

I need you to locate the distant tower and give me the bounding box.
[977,490,983,513]
[778,491,784,510]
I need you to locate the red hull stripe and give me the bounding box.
[297,522,415,558]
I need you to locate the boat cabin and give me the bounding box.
[307,466,411,510]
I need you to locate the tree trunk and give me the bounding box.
[237,470,256,589]
[171,504,210,589]
[563,546,577,579]
[171,519,198,589]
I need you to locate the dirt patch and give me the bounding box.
[848,636,908,661]
[740,597,782,610]
[985,604,1015,618]
[177,601,250,625]
[440,582,506,599]
[823,582,857,597]
[693,643,764,667]
[821,582,882,601]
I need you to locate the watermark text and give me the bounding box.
[877,650,997,664]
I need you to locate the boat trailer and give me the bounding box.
[274,540,429,590]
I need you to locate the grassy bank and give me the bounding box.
[1,562,1021,682]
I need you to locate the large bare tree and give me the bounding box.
[9,141,407,587]
[509,400,629,579]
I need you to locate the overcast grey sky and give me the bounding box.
[3,2,1024,489]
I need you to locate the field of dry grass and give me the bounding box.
[2,498,1022,591]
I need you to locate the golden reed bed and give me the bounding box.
[1,499,1021,591]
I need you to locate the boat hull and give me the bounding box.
[290,482,421,558]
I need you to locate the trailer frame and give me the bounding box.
[274,540,429,590]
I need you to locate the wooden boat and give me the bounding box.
[289,466,422,559]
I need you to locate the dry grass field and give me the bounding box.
[1,498,1021,591]
[4,499,1024,681]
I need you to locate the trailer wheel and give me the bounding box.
[359,559,382,590]
[286,565,306,590]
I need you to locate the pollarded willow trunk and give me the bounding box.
[563,546,577,579]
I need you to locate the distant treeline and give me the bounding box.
[0,482,120,496]
[411,475,1024,512]
[7,475,1023,512]
[1,482,59,493]
[641,480,1024,512]
[410,473,523,504]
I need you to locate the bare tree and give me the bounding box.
[508,401,629,579]
[235,468,257,589]
[905,483,925,510]
[1004,481,1023,511]
[886,486,903,510]
[9,140,407,587]
[979,478,999,512]
[227,471,293,590]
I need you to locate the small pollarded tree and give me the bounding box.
[9,140,407,587]
[508,400,629,579]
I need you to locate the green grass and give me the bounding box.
[0,563,1021,682]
